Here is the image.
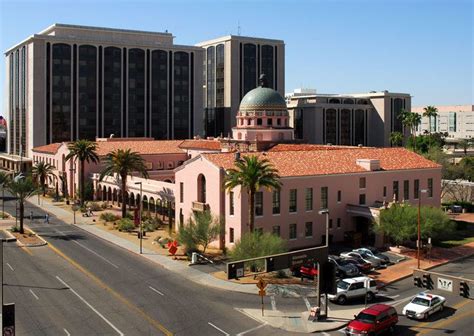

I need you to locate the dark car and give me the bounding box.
[346,304,398,336]
[329,255,360,278]
[342,257,372,273]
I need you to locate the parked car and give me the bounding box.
[346,304,398,335]
[291,261,319,279]
[402,292,446,320]
[341,257,373,273]
[355,247,391,265]
[328,276,378,304]
[329,255,360,278]
[340,251,383,269]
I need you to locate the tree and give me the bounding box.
[390,132,404,147]
[65,140,99,205]
[0,172,10,218]
[230,231,287,271]
[99,149,149,218]
[223,155,281,233]
[6,177,39,234]
[423,105,438,134]
[377,204,455,245]
[32,161,55,196]
[177,210,222,253]
[457,139,471,156]
[400,110,421,151]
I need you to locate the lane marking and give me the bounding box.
[29,289,39,300]
[207,322,229,336]
[236,322,267,336]
[56,276,124,336]
[63,328,71,336]
[47,240,172,335]
[417,311,474,335]
[6,263,14,271]
[21,246,33,256]
[303,297,311,310]
[149,286,164,296]
[270,296,276,311]
[72,240,119,269]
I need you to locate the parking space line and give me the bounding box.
[303,297,311,310]
[56,275,124,336]
[149,286,164,296]
[236,322,267,336]
[270,296,277,311]
[6,263,14,271]
[63,328,71,336]
[208,322,229,335]
[29,289,39,300]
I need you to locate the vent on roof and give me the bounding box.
[356,159,380,171]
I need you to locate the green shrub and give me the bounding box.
[125,212,134,220]
[177,211,222,253]
[100,212,120,222]
[10,225,20,232]
[100,202,109,210]
[117,218,135,232]
[87,202,102,212]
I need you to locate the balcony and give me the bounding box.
[192,201,209,212]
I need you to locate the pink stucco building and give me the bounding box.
[32,82,441,250]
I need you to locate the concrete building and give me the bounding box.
[4,23,204,161]
[412,105,474,140]
[286,90,411,147]
[196,35,285,138]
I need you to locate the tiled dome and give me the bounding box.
[239,87,287,111]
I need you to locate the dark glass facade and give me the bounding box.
[173,51,190,139]
[205,44,225,137]
[78,45,97,140]
[354,109,365,145]
[51,43,72,143]
[215,44,224,108]
[340,109,351,145]
[325,109,337,144]
[151,50,168,139]
[261,45,274,89]
[243,43,257,96]
[128,48,145,137]
[393,98,404,133]
[103,47,122,137]
[206,46,215,109]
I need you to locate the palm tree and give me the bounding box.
[400,111,421,151]
[389,132,404,147]
[0,172,10,218]
[65,140,99,205]
[32,161,55,196]
[6,177,38,234]
[423,105,438,134]
[99,149,149,218]
[224,155,281,233]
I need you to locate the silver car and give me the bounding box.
[340,251,382,269]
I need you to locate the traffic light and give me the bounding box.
[460,281,470,298]
[414,276,422,288]
[321,261,337,294]
[422,274,433,289]
[266,257,275,272]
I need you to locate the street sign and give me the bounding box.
[437,277,453,292]
[256,278,267,290]
[258,289,266,296]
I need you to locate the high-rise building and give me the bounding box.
[196,35,285,137]
[4,24,204,159]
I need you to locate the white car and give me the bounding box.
[327,276,378,304]
[402,292,446,320]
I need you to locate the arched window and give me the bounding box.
[197,174,206,203]
[329,98,340,104]
[343,98,354,104]
[237,132,242,140]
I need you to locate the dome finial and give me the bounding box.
[259,74,268,88]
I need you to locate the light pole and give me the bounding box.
[417,189,428,269]
[135,181,143,254]
[69,164,76,204]
[318,209,330,318]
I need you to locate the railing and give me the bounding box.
[192,201,209,212]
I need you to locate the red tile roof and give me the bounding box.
[203,148,440,177]
[179,139,221,151]
[95,140,185,156]
[32,143,63,154]
[269,144,364,151]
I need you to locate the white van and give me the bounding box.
[327,276,378,304]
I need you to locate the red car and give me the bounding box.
[346,304,398,336]
[291,262,319,279]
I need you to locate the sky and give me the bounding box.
[0,0,472,111]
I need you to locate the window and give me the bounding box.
[359,194,366,205]
[289,189,297,213]
[255,191,263,216]
[337,190,341,203]
[321,187,328,209]
[404,180,409,200]
[305,222,313,237]
[428,178,433,197]
[393,181,399,201]
[414,179,420,199]
[383,186,387,198]
[257,118,262,125]
[359,177,366,189]
[337,218,341,228]
[229,191,234,215]
[229,228,234,243]
[289,223,297,239]
[272,190,280,214]
[179,182,184,203]
[305,188,313,211]
[272,225,280,236]
[329,219,333,229]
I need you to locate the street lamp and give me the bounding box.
[69,164,76,204]
[318,209,330,247]
[135,181,143,254]
[318,208,330,318]
[417,189,428,269]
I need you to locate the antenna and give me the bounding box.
[237,21,241,36]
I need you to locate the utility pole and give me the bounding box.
[135,182,143,254]
[319,208,330,318]
[417,189,428,269]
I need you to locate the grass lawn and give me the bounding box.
[438,221,474,248]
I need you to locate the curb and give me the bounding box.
[0,229,17,242]
[15,226,48,247]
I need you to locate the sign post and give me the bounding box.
[256,278,267,316]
